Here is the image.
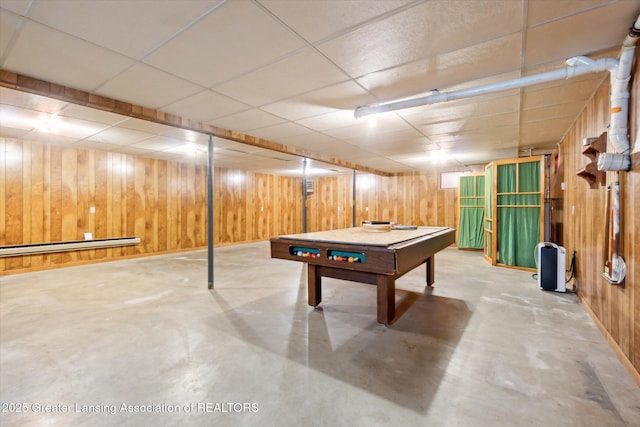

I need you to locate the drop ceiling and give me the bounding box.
[1,0,639,175]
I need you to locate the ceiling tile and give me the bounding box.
[0,0,31,15]
[116,117,177,135]
[86,126,156,146]
[357,33,523,100]
[162,90,250,122]
[0,86,67,113]
[318,0,522,78]
[209,109,286,132]
[20,129,81,146]
[58,103,129,126]
[322,113,412,140]
[0,104,69,132]
[521,101,585,124]
[527,0,625,27]
[463,112,520,132]
[296,110,360,132]
[0,9,23,60]
[524,1,640,68]
[27,0,223,59]
[259,0,414,43]
[261,81,375,121]
[3,21,134,91]
[213,49,349,107]
[522,78,602,109]
[95,63,203,109]
[143,0,305,87]
[129,135,185,152]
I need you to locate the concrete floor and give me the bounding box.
[0,242,638,427]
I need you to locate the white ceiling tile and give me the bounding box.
[213,49,349,107]
[261,81,375,121]
[318,0,522,78]
[463,112,519,132]
[162,90,250,122]
[322,113,412,140]
[0,0,31,15]
[0,86,66,113]
[259,0,414,43]
[0,126,29,138]
[52,116,112,139]
[296,110,359,132]
[59,103,128,126]
[522,78,601,109]
[527,0,626,27]
[87,126,156,146]
[3,21,134,91]
[95,63,202,109]
[0,9,23,61]
[210,109,286,132]
[524,1,640,68]
[20,129,81,146]
[143,0,305,87]
[521,101,585,124]
[27,0,223,59]
[129,135,185,152]
[357,33,523,100]
[116,117,176,135]
[160,127,212,146]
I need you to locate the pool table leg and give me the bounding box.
[307,264,322,307]
[377,275,395,325]
[426,256,434,286]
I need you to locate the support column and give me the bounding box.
[207,135,215,289]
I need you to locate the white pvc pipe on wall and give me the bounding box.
[598,15,640,171]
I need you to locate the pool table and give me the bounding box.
[269,226,455,325]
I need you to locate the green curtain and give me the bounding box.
[484,166,493,259]
[497,161,540,268]
[458,175,484,249]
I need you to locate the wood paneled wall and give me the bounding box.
[305,170,468,233]
[554,53,639,379]
[0,139,303,273]
[1,137,472,274]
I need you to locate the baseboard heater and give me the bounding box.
[0,237,140,257]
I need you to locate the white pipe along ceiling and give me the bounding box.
[354,57,618,118]
[355,14,640,175]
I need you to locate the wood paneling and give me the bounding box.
[307,168,476,233]
[0,142,301,270]
[556,52,639,379]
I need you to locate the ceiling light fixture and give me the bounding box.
[432,149,448,164]
[38,114,61,133]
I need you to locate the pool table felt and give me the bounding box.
[276,226,448,247]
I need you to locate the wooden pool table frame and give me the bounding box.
[270,227,455,325]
